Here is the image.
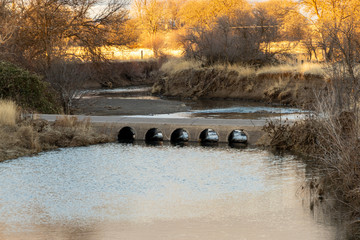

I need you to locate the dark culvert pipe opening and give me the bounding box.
[145,128,163,144]
[228,129,248,143]
[228,129,248,148]
[118,126,136,143]
[199,129,219,146]
[171,128,189,146]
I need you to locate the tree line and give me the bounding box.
[132,0,360,66]
[1,0,360,66]
[1,0,360,112]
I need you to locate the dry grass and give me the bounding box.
[263,87,360,237]
[160,58,202,74]
[256,63,326,76]
[54,116,91,130]
[213,64,256,78]
[0,100,18,126]
[299,62,326,76]
[154,58,327,107]
[66,46,183,61]
[161,58,326,78]
[0,115,115,162]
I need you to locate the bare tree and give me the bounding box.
[45,59,91,114]
[0,0,18,59]
[12,0,130,69]
[182,10,276,64]
[0,0,15,44]
[133,0,166,57]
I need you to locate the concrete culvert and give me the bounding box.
[145,128,163,143]
[118,127,136,143]
[228,129,248,144]
[171,128,189,144]
[199,129,219,143]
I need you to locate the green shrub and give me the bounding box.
[0,61,60,113]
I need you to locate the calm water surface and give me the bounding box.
[0,143,343,240]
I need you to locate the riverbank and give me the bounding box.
[152,59,328,108]
[0,109,115,162]
[262,115,360,238]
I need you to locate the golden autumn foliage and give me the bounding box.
[1,0,360,64]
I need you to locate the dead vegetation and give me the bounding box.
[0,101,115,161]
[0,99,18,126]
[262,71,360,238]
[263,115,360,238]
[153,59,328,107]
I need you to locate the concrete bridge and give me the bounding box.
[39,114,268,145]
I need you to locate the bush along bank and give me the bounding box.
[152,60,328,108]
[0,61,61,113]
[262,112,360,239]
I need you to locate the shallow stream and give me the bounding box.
[0,87,345,239]
[78,86,308,119]
[0,143,345,239]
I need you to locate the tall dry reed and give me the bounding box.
[0,99,18,126]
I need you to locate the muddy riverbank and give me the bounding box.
[152,61,328,109]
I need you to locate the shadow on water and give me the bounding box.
[228,142,247,149]
[171,142,189,147]
[263,149,354,239]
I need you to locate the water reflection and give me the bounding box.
[0,143,344,239]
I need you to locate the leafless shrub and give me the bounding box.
[182,15,270,64]
[263,65,360,236]
[46,60,91,114]
[16,125,41,150]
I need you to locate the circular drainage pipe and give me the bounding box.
[199,129,219,144]
[228,129,248,144]
[171,128,189,145]
[118,126,136,143]
[145,128,163,143]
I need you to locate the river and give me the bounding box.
[0,87,347,239]
[0,143,345,239]
[73,86,309,119]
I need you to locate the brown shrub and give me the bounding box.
[16,125,40,151]
[263,112,360,236]
[38,128,63,149]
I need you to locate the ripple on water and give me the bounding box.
[0,143,340,240]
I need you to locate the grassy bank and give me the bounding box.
[262,113,360,238]
[152,59,328,108]
[0,100,115,162]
